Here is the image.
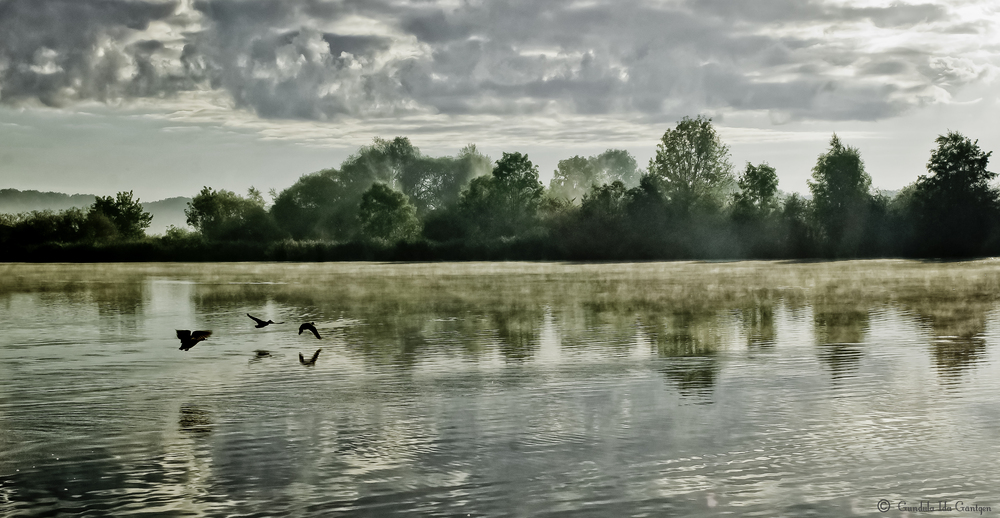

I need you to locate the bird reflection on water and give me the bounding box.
[299,349,321,366]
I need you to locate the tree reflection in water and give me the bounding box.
[739,302,776,349]
[813,300,870,380]
[642,308,724,399]
[908,296,990,380]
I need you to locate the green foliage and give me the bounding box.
[549,155,597,202]
[731,163,779,222]
[270,137,419,241]
[90,191,153,239]
[458,152,545,240]
[7,123,1000,261]
[270,169,350,240]
[399,144,492,215]
[593,149,640,188]
[186,187,285,241]
[271,139,488,240]
[780,194,815,256]
[648,116,734,216]
[548,149,640,202]
[358,183,421,243]
[0,207,119,245]
[808,134,873,256]
[581,180,631,223]
[910,132,999,256]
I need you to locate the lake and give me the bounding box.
[2,260,1000,517]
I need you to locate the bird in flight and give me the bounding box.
[177,330,212,351]
[299,322,322,339]
[248,313,284,328]
[299,349,321,366]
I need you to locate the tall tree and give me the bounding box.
[808,134,873,255]
[648,116,734,216]
[399,144,491,215]
[271,137,426,240]
[358,183,421,243]
[911,131,998,256]
[459,152,545,239]
[549,155,598,202]
[731,162,779,222]
[90,190,153,239]
[549,149,640,203]
[186,187,283,241]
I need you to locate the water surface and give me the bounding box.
[2,260,1000,517]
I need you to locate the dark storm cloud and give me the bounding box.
[0,0,183,106]
[0,0,992,122]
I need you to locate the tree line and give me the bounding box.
[1,116,996,261]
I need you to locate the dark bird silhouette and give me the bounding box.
[299,348,321,366]
[254,350,271,358]
[177,330,212,351]
[248,313,284,328]
[299,322,322,339]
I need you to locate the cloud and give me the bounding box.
[0,0,997,123]
[0,0,187,106]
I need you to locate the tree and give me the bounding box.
[341,136,420,191]
[731,162,779,222]
[358,183,421,243]
[186,187,284,241]
[549,155,599,202]
[399,144,491,215]
[910,131,998,256]
[90,190,153,238]
[549,149,640,203]
[459,152,545,239]
[270,169,351,240]
[592,149,640,187]
[808,134,873,255]
[648,116,734,216]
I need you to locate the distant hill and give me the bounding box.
[0,189,96,213]
[141,197,192,235]
[0,189,192,236]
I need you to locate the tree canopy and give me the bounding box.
[808,134,873,255]
[7,123,1000,262]
[459,152,545,239]
[647,116,734,216]
[91,190,153,239]
[910,131,998,256]
[185,187,283,241]
[358,183,421,243]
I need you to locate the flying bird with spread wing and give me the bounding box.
[299,322,322,339]
[248,313,284,328]
[176,330,212,351]
[299,349,321,366]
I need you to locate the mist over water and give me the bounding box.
[2,261,1000,516]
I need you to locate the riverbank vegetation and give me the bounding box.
[2,117,996,261]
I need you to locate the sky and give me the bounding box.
[1,0,998,201]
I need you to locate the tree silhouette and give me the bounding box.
[90,191,152,239]
[648,116,734,216]
[808,134,873,256]
[358,183,421,243]
[731,162,779,222]
[186,187,283,241]
[910,131,998,256]
[459,152,545,239]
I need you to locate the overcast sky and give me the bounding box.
[1,0,998,201]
